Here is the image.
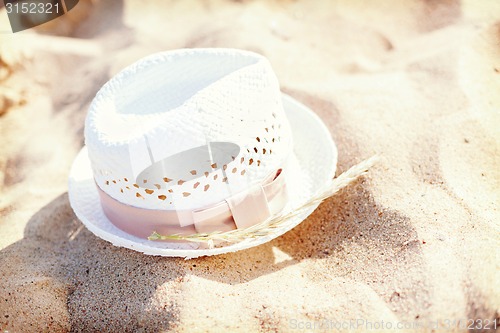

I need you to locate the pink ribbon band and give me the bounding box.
[96,169,288,238]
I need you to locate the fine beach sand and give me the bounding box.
[0,0,499,332]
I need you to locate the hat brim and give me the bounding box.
[68,94,337,258]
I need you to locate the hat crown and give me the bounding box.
[85,49,292,210]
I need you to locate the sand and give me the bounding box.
[0,0,499,332]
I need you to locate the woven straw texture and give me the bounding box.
[85,49,292,210]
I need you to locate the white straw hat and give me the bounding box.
[68,48,337,258]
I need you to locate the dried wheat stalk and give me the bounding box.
[148,155,378,248]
